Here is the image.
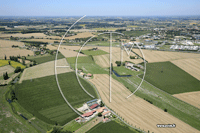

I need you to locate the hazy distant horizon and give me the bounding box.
[0,0,200,16]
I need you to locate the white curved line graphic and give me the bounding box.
[75,32,124,100]
[55,15,86,116]
[126,43,146,99]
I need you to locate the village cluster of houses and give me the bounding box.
[125,62,142,71]
[75,99,111,123]
[76,69,93,79]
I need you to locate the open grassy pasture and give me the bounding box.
[122,30,150,37]
[0,60,26,69]
[16,72,98,125]
[26,53,65,64]
[79,49,109,56]
[67,56,108,74]
[171,58,200,81]
[90,74,200,133]
[87,121,140,133]
[139,61,200,94]
[0,86,39,133]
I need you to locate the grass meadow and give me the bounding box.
[16,72,98,125]
[139,61,200,94]
[26,53,65,64]
[78,49,109,56]
[86,121,140,133]
[67,56,108,74]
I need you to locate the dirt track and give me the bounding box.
[89,74,199,133]
[173,91,200,109]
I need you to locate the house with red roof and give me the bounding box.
[89,103,99,110]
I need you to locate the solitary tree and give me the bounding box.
[100,101,104,107]
[4,55,6,60]
[98,112,102,117]
[3,72,9,80]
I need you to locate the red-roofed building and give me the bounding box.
[81,110,96,118]
[89,104,99,110]
[96,107,106,113]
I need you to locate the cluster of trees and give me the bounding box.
[9,56,19,62]
[143,98,153,104]
[14,67,22,73]
[115,61,125,67]
[10,36,19,40]
[130,56,136,59]
[11,45,19,48]
[3,72,9,80]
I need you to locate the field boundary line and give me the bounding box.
[136,74,200,111]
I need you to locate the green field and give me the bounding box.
[113,71,200,131]
[122,30,151,37]
[0,59,26,69]
[113,66,142,75]
[139,61,200,94]
[67,56,108,74]
[79,49,108,56]
[26,53,65,64]
[0,86,40,133]
[86,121,140,133]
[16,72,98,125]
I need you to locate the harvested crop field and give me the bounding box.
[171,58,200,81]
[19,58,72,83]
[0,48,33,59]
[132,49,200,63]
[0,39,25,47]
[59,48,86,58]
[94,50,143,68]
[0,40,33,59]
[65,32,95,39]
[0,65,14,76]
[47,45,92,57]
[0,33,47,38]
[89,74,199,133]
[173,91,200,109]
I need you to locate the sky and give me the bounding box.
[0,0,200,16]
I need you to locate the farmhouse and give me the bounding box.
[87,99,98,107]
[96,107,106,113]
[81,110,97,121]
[102,111,111,117]
[89,103,99,110]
